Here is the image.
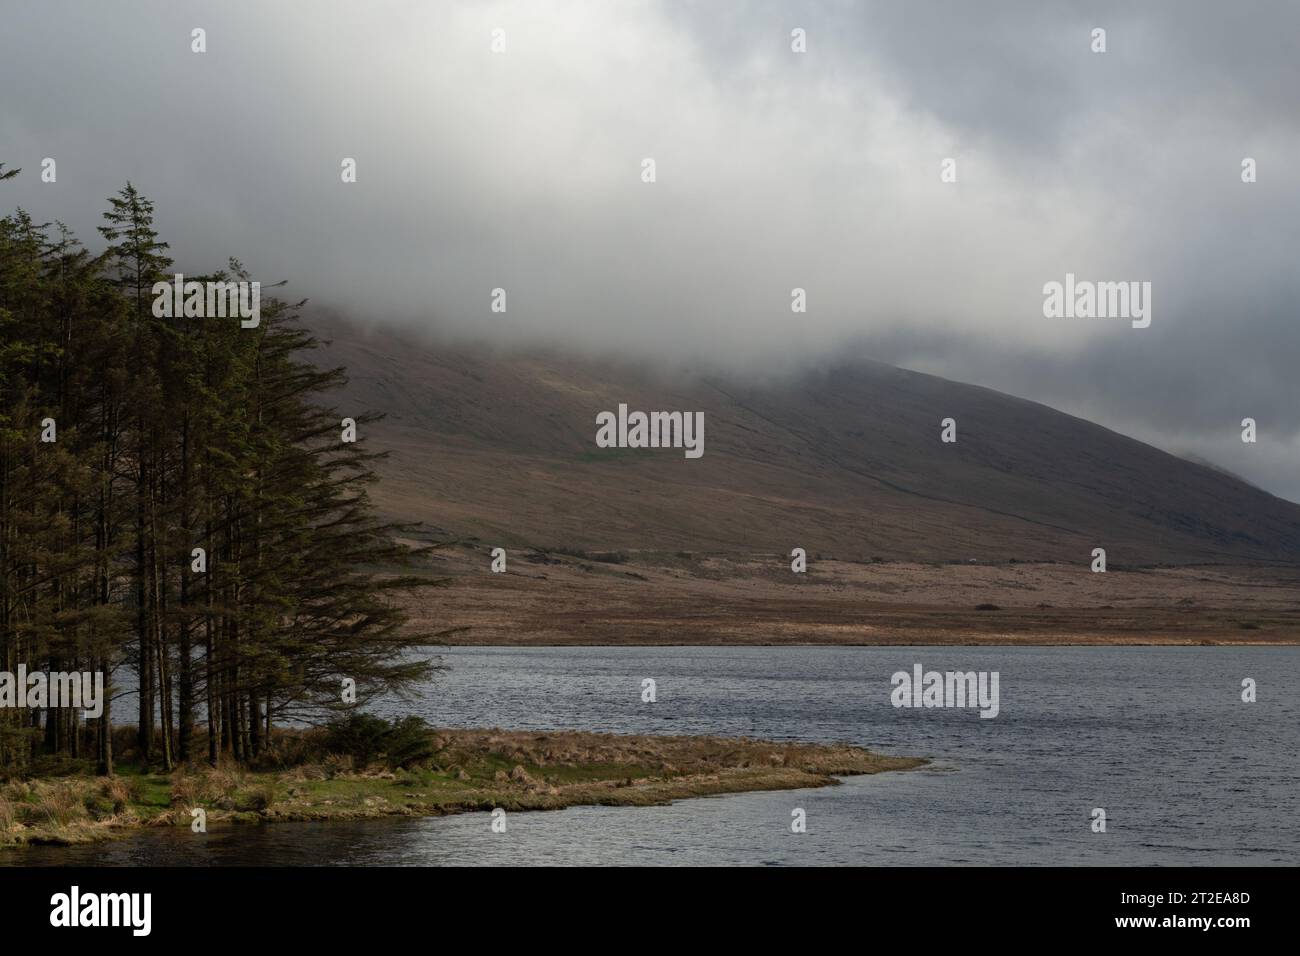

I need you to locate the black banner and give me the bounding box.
[6,866,1278,942]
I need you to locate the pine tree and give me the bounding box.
[1,173,441,776]
[98,184,172,767]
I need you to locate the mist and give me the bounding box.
[2,0,1296,498]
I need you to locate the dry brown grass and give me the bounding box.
[1,780,32,802]
[168,773,201,809]
[166,765,246,809]
[236,783,278,812]
[408,550,1300,645]
[35,782,88,827]
[100,776,137,813]
[200,766,245,802]
[437,727,919,778]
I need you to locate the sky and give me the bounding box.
[2,0,1297,500]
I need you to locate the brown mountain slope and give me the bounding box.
[313,318,1300,568]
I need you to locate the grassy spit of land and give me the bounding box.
[0,728,925,848]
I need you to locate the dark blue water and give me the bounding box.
[7,646,1297,865]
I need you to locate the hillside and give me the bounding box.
[313,318,1300,568]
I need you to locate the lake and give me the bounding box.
[5,645,1297,865]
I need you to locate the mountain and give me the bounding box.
[312,318,1300,568]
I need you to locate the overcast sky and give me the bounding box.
[3,0,1297,500]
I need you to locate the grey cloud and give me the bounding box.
[1,0,1296,499]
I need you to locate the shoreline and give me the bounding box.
[0,728,926,850]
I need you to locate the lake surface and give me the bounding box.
[6,645,1297,866]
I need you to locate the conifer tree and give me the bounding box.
[1,171,440,776]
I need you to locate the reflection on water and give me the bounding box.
[5,646,1297,865]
